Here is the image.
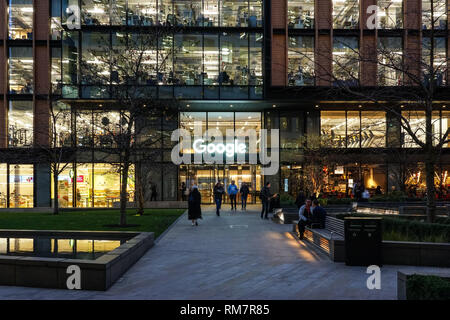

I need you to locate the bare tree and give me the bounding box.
[287,2,449,221]
[79,25,179,226]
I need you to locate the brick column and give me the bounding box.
[404,0,421,85]
[271,0,287,86]
[33,0,50,148]
[315,0,332,86]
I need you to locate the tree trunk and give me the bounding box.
[425,159,436,223]
[53,167,59,215]
[136,163,145,216]
[120,163,129,226]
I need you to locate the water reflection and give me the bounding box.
[0,237,124,260]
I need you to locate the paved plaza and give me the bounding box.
[0,205,448,300]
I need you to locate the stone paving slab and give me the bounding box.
[0,205,449,300]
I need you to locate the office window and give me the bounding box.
[174,0,202,26]
[111,0,126,25]
[442,111,450,147]
[76,163,93,207]
[321,111,346,148]
[220,33,249,85]
[204,34,220,85]
[235,112,262,152]
[203,0,220,26]
[402,110,440,147]
[158,35,174,84]
[333,37,359,85]
[76,110,93,147]
[249,33,263,86]
[159,0,174,26]
[8,0,33,39]
[8,101,33,148]
[52,102,72,148]
[0,164,7,208]
[288,36,314,86]
[333,0,359,29]
[52,47,62,94]
[52,164,74,208]
[174,34,203,85]
[9,47,33,94]
[378,0,403,29]
[82,0,110,25]
[62,31,79,85]
[378,37,403,86]
[249,0,262,27]
[288,0,314,29]
[9,164,34,208]
[180,112,207,153]
[221,0,249,27]
[81,32,110,84]
[422,0,447,29]
[361,111,386,147]
[422,37,446,86]
[280,111,304,149]
[93,110,124,148]
[347,111,360,148]
[208,112,234,137]
[127,0,156,25]
[51,0,63,40]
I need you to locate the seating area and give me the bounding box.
[292,215,345,261]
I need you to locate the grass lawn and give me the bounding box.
[0,209,186,239]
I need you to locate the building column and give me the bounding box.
[404,0,421,85]
[315,0,332,86]
[35,162,51,207]
[271,0,287,86]
[360,0,377,86]
[0,0,7,149]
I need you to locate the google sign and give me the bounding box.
[192,139,246,157]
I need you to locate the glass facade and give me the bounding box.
[288,36,315,86]
[378,0,403,29]
[332,0,359,29]
[422,37,447,86]
[8,0,33,40]
[288,0,314,29]
[422,0,447,29]
[8,46,33,94]
[9,164,34,208]
[320,110,386,148]
[332,37,359,85]
[378,37,403,86]
[8,101,33,148]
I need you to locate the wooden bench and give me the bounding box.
[292,216,345,261]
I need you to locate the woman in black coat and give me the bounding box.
[188,185,202,226]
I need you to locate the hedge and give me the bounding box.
[406,275,450,300]
[335,213,450,243]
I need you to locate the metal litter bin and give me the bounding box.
[344,217,382,266]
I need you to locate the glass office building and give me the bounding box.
[1,0,450,207]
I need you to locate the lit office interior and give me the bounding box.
[8,46,33,94]
[8,101,33,148]
[8,0,33,40]
[77,0,262,27]
[377,37,403,86]
[320,110,387,148]
[288,0,314,28]
[51,163,135,208]
[422,0,447,29]
[422,37,447,86]
[332,36,359,84]
[332,0,359,29]
[288,36,315,86]
[378,0,403,29]
[0,164,34,208]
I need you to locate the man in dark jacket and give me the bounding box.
[188,185,202,226]
[213,181,225,216]
[311,199,327,228]
[240,183,250,210]
[260,182,274,219]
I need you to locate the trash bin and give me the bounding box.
[344,217,382,266]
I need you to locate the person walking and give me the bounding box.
[213,180,225,216]
[260,182,276,219]
[188,185,202,226]
[227,180,238,211]
[240,182,250,210]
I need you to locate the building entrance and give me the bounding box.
[180,165,262,204]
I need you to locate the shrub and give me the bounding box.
[280,193,295,206]
[407,275,450,300]
[326,198,352,205]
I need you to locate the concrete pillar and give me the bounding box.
[35,162,51,207]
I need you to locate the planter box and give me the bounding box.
[397,270,450,300]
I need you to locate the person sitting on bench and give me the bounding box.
[297,199,312,239]
[311,199,327,229]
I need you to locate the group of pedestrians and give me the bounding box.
[214,180,251,216]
